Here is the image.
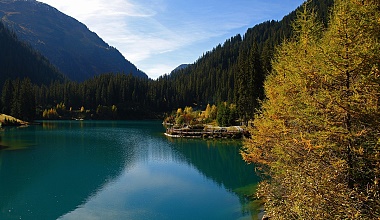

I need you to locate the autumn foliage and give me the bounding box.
[242,0,380,218]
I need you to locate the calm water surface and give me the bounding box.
[0,121,260,220]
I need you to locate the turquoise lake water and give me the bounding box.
[0,121,260,220]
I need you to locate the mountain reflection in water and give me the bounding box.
[0,121,260,220]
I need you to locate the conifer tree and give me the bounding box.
[216,102,229,127]
[1,79,13,114]
[19,78,35,121]
[242,1,380,218]
[236,42,264,125]
[236,46,252,125]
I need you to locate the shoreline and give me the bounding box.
[165,126,246,139]
[0,144,9,150]
[0,113,29,126]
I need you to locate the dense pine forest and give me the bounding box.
[0,0,333,122]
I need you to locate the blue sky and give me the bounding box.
[38,0,305,79]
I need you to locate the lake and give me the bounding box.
[0,121,261,220]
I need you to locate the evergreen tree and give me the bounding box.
[1,79,13,114]
[19,78,35,121]
[216,102,237,127]
[249,42,265,109]
[10,79,21,119]
[236,42,264,125]
[236,46,251,125]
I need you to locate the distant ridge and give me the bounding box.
[0,0,147,81]
[171,64,189,74]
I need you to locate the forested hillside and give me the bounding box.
[0,0,147,81]
[153,0,334,119]
[0,0,334,121]
[0,21,65,87]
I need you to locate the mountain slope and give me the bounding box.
[154,0,334,109]
[0,0,147,81]
[0,21,65,86]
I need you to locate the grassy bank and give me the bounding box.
[0,113,28,126]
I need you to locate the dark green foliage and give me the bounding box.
[2,78,36,121]
[96,105,118,120]
[161,35,242,107]
[216,103,229,127]
[0,0,334,122]
[1,79,13,114]
[235,42,264,125]
[152,0,334,118]
[0,21,65,87]
[1,74,151,120]
[19,78,35,121]
[216,102,237,127]
[32,73,156,119]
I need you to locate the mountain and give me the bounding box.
[0,20,65,87]
[1,0,335,120]
[152,0,334,111]
[171,64,190,74]
[0,0,147,81]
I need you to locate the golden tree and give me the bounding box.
[242,1,380,219]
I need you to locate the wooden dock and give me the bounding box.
[165,127,244,139]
